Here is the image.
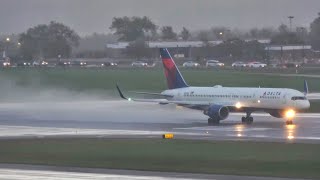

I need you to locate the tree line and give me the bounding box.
[111,14,320,60]
[1,13,320,60]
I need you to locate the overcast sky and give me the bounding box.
[1,0,319,36]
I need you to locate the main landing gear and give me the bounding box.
[208,117,220,126]
[242,112,253,124]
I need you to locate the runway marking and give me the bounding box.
[0,168,199,180]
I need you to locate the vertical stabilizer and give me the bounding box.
[160,48,188,89]
[304,80,309,95]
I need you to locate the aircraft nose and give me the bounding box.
[298,100,310,109]
[306,100,311,109]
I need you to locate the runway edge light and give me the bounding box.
[162,133,174,139]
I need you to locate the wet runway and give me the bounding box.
[0,168,194,180]
[0,100,319,143]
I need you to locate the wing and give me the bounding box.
[116,85,238,110]
[117,84,210,106]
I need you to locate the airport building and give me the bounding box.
[106,40,315,64]
[106,40,270,59]
[265,45,313,63]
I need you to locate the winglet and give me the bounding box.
[116,84,128,100]
[304,80,309,96]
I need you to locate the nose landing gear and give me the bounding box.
[284,109,296,125]
[286,120,294,125]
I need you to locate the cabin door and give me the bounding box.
[282,93,287,104]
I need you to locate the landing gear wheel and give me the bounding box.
[241,116,253,124]
[248,117,253,124]
[208,118,220,126]
[286,120,293,125]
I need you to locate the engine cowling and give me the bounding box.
[204,104,229,120]
[269,110,284,118]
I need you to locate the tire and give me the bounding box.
[249,117,253,122]
[241,117,246,123]
[286,120,293,125]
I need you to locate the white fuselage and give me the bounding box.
[161,86,310,111]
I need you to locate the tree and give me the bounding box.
[270,24,303,45]
[125,38,152,59]
[74,33,117,57]
[278,24,289,34]
[270,33,303,45]
[249,28,259,39]
[197,31,212,60]
[246,27,276,39]
[0,39,7,57]
[260,27,275,39]
[296,27,308,43]
[0,37,20,60]
[201,39,265,60]
[212,27,230,40]
[216,38,245,58]
[197,31,210,43]
[180,27,190,40]
[161,26,177,40]
[310,13,320,50]
[242,40,266,60]
[19,21,80,59]
[110,16,157,41]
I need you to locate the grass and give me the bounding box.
[1,68,320,92]
[0,138,319,179]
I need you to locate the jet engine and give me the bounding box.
[269,109,296,119]
[269,111,284,118]
[204,104,229,120]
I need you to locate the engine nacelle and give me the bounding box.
[204,104,229,120]
[269,110,284,118]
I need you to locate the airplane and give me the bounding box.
[117,48,312,125]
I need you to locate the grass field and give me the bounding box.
[0,138,319,179]
[1,68,320,92]
[1,68,319,112]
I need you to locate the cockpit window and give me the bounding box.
[291,96,307,100]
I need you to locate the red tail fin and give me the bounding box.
[160,48,188,89]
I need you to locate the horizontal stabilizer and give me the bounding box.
[116,84,169,102]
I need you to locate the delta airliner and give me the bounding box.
[117,48,312,125]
